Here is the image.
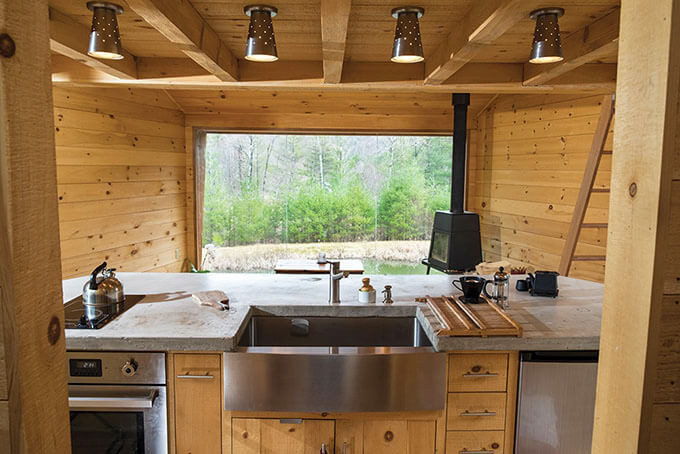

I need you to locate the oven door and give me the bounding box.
[68,385,167,454]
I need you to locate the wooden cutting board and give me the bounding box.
[425,295,522,338]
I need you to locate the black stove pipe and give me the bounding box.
[451,93,470,214]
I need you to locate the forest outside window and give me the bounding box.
[199,133,452,275]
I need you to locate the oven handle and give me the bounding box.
[68,390,157,409]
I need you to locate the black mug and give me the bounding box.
[452,276,489,301]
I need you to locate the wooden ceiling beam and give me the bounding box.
[125,0,239,82]
[48,7,138,80]
[320,0,352,84]
[524,8,620,86]
[424,0,542,85]
[51,55,616,94]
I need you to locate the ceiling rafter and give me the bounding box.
[125,0,239,82]
[320,0,352,84]
[51,55,616,94]
[48,7,138,80]
[424,0,544,85]
[523,8,620,86]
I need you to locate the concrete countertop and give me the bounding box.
[63,272,603,352]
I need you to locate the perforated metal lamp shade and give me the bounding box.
[391,7,424,63]
[87,2,124,60]
[529,7,565,64]
[244,5,278,62]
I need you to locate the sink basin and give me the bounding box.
[225,314,446,413]
[238,315,432,347]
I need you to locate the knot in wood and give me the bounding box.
[0,34,16,58]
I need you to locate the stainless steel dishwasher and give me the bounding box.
[515,351,598,454]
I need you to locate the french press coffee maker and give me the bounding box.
[483,266,510,309]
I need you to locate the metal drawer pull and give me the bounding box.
[343,442,348,454]
[460,410,496,417]
[462,373,499,378]
[459,451,494,454]
[69,391,156,409]
[177,374,214,379]
[279,418,303,424]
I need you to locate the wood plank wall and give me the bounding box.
[468,94,615,282]
[53,86,188,279]
[177,90,464,135]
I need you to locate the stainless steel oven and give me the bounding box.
[67,352,168,454]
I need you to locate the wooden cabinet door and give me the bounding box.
[174,353,222,453]
[336,420,435,454]
[232,418,334,454]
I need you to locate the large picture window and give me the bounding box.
[201,133,451,274]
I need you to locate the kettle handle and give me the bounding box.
[482,279,493,299]
[89,262,107,290]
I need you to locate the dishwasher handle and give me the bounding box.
[521,351,598,362]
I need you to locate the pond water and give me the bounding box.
[361,259,428,275]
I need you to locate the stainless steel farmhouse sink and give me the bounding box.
[238,315,431,347]
[224,314,446,413]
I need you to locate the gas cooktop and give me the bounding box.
[64,294,146,329]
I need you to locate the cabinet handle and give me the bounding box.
[279,418,303,424]
[460,410,496,417]
[343,442,348,454]
[177,374,214,379]
[462,373,499,378]
[458,451,494,454]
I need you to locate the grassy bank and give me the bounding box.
[203,240,429,273]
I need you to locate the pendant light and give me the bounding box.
[244,5,278,62]
[529,7,565,64]
[391,7,424,63]
[86,2,124,60]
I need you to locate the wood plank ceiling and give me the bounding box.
[48,0,620,93]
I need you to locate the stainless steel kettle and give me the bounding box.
[82,262,124,319]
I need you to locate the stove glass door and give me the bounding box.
[70,411,144,453]
[68,385,167,454]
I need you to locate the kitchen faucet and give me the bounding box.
[328,261,349,304]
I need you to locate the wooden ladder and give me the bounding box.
[558,94,615,276]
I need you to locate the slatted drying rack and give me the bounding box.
[425,295,522,337]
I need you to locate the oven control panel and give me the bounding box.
[69,358,103,377]
[67,352,166,385]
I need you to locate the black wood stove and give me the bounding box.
[424,93,483,273]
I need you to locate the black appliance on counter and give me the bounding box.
[424,93,483,273]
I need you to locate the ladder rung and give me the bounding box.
[591,188,611,193]
[572,255,606,261]
[581,223,608,229]
[602,150,613,155]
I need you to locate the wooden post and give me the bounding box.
[0,1,71,452]
[592,0,680,451]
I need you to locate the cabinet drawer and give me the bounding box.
[173,354,222,453]
[447,393,506,431]
[449,353,508,392]
[446,431,504,454]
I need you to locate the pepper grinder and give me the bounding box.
[382,285,393,304]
